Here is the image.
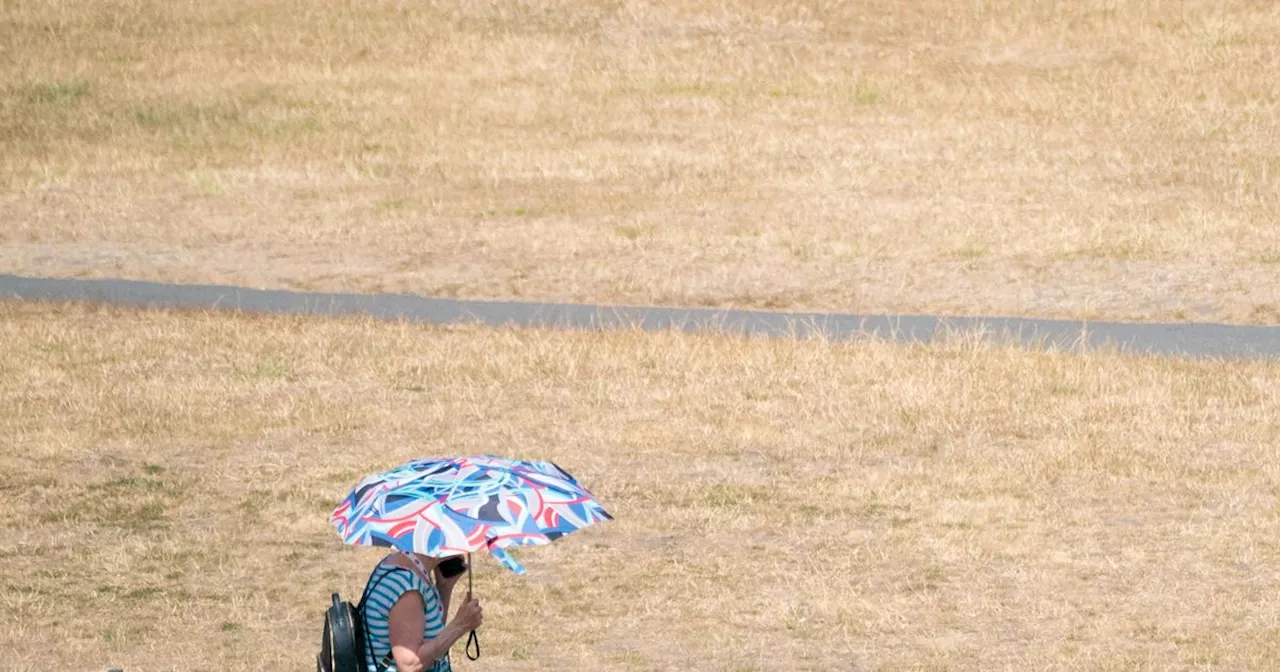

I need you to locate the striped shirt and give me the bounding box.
[361,559,452,672]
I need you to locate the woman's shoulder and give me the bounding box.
[364,567,425,612]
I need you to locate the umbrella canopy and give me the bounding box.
[330,454,613,574]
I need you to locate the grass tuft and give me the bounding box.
[15,77,92,104]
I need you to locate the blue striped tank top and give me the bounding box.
[361,557,452,672]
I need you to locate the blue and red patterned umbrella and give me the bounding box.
[330,455,613,574]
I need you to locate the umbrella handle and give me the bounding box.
[465,553,480,660]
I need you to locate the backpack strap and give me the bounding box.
[357,564,405,672]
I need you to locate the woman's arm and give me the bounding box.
[386,591,471,672]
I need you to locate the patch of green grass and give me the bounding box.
[648,77,882,107]
[1249,303,1279,322]
[376,197,419,213]
[8,583,60,597]
[614,224,651,241]
[702,483,773,507]
[953,243,989,259]
[787,241,816,260]
[904,566,948,593]
[40,472,177,528]
[134,102,239,130]
[131,90,326,150]
[1056,241,1150,261]
[102,501,168,530]
[16,77,92,104]
[187,170,223,196]
[123,586,165,600]
[251,356,295,380]
[858,501,910,518]
[759,293,800,309]
[722,290,813,311]
[239,490,272,520]
[844,79,887,106]
[31,339,70,355]
[654,483,778,510]
[1197,19,1246,47]
[609,649,647,664]
[0,473,56,493]
[351,160,395,180]
[240,486,333,520]
[293,488,340,513]
[221,622,241,632]
[37,508,83,524]
[479,206,539,218]
[326,468,363,484]
[91,476,169,492]
[797,504,825,520]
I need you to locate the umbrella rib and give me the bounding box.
[441,456,470,508]
[470,463,586,498]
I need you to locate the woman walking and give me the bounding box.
[360,551,483,672]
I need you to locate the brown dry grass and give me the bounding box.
[3,0,1280,324]
[2,300,1278,670]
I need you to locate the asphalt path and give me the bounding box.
[2,274,1277,360]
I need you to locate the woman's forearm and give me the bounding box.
[414,622,469,665]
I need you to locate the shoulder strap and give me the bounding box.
[358,563,409,672]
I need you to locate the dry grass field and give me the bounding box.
[3,0,1280,323]
[3,301,1279,671]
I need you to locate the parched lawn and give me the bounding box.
[2,301,1278,670]
[3,0,1280,323]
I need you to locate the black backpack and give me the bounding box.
[317,592,364,672]
[318,569,397,672]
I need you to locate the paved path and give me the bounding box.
[3,274,1277,360]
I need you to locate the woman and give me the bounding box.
[361,551,484,672]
